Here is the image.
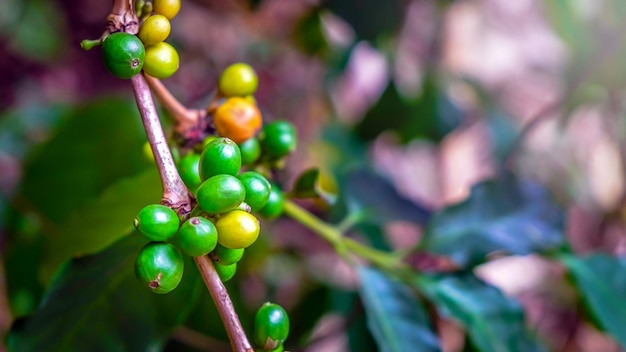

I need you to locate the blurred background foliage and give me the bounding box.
[3,0,626,351]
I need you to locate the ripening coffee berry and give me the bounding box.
[101,32,145,79]
[215,210,260,249]
[214,262,237,282]
[253,302,290,350]
[171,217,218,257]
[135,242,184,294]
[218,63,259,97]
[143,42,179,79]
[257,184,284,219]
[199,137,241,180]
[213,97,262,144]
[238,171,271,212]
[134,204,180,241]
[259,121,297,159]
[138,14,171,46]
[238,137,261,166]
[210,244,244,265]
[196,174,245,214]
[153,0,181,19]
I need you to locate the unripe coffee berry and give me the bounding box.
[259,120,297,159]
[257,184,284,219]
[178,153,202,194]
[135,242,184,294]
[238,137,261,166]
[143,42,179,79]
[253,302,290,350]
[238,171,271,212]
[196,174,245,214]
[134,204,180,241]
[199,137,241,180]
[101,32,145,79]
[218,63,259,97]
[153,0,181,19]
[171,217,218,257]
[214,262,237,282]
[138,15,171,46]
[210,244,244,265]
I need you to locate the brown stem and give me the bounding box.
[130,74,191,214]
[194,256,254,352]
[144,74,201,134]
[108,0,138,34]
[0,256,12,347]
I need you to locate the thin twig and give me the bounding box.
[131,74,192,213]
[194,256,254,352]
[0,256,12,349]
[172,326,232,352]
[144,74,201,134]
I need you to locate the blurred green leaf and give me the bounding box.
[341,167,431,226]
[560,253,626,348]
[6,0,65,62]
[323,0,403,41]
[356,80,460,144]
[9,232,202,351]
[359,267,440,352]
[20,98,152,223]
[486,110,519,164]
[41,169,161,281]
[420,172,565,267]
[416,274,547,352]
[290,168,321,199]
[292,9,328,56]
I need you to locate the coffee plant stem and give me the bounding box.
[283,200,402,270]
[131,74,191,213]
[194,255,254,352]
[144,74,202,133]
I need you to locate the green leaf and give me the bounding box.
[416,274,547,352]
[356,79,460,144]
[290,168,321,199]
[41,169,162,280]
[560,253,626,348]
[323,0,403,41]
[20,98,152,223]
[9,233,202,351]
[420,172,565,267]
[358,267,440,352]
[342,167,431,226]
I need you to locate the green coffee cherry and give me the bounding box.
[218,63,259,97]
[238,171,271,212]
[135,242,184,294]
[257,184,284,219]
[254,302,290,350]
[178,153,202,193]
[199,137,242,180]
[238,137,261,166]
[171,217,218,257]
[143,42,179,79]
[196,174,245,214]
[101,32,145,79]
[210,244,244,265]
[134,204,180,241]
[259,121,297,159]
[214,262,237,282]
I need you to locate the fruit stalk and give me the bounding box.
[144,74,200,134]
[194,255,254,352]
[130,74,191,213]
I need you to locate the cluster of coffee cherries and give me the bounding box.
[133,63,297,296]
[100,0,181,79]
